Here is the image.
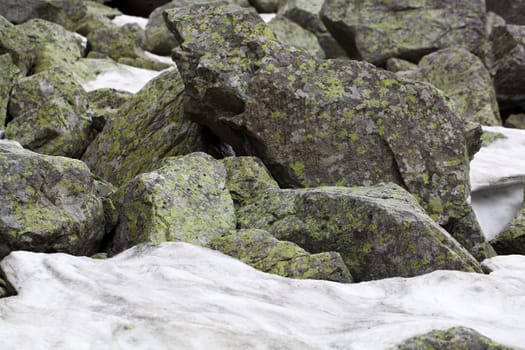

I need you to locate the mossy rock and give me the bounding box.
[394,327,513,350]
[0,54,21,127]
[166,3,473,227]
[0,141,105,259]
[321,0,488,66]
[385,57,417,73]
[74,0,122,36]
[110,152,236,254]
[82,68,205,186]
[87,23,143,61]
[208,229,353,282]
[236,183,481,281]
[87,88,131,132]
[5,66,93,158]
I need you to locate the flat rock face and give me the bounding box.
[0,142,105,259]
[0,243,523,349]
[166,3,471,226]
[320,0,487,65]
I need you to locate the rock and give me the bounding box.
[487,0,525,25]
[394,327,513,350]
[0,278,7,298]
[110,153,236,254]
[82,68,205,186]
[236,183,482,281]
[490,193,525,254]
[0,18,86,75]
[385,57,417,73]
[464,122,483,161]
[5,66,93,158]
[400,48,501,126]
[0,141,105,259]
[0,0,87,31]
[504,113,525,129]
[267,15,325,59]
[250,0,280,13]
[0,54,21,127]
[321,0,488,66]
[279,0,347,58]
[208,229,353,282]
[166,3,473,226]
[74,0,122,36]
[87,88,132,132]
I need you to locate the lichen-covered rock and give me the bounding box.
[0,54,20,127]
[393,327,513,350]
[5,66,93,158]
[279,0,346,58]
[385,57,417,73]
[487,0,525,25]
[0,18,85,75]
[166,3,473,226]
[82,68,205,186]
[490,23,525,114]
[0,141,105,259]
[504,113,525,129]
[464,122,483,160]
[110,152,236,254]
[0,0,87,31]
[490,195,525,254]
[400,48,501,126]
[236,183,481,281]
[87,88,131,132]
[321,0,488,66]
[208,229,353,282]
[74,0,122,36]
[267,15,325,59]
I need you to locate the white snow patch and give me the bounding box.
[1,243,524,349]
[112,15,148,29]
[260,13,276,23]
[81,64,164,94]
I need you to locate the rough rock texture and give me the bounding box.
[0,18,86,75]
[87,23,142,61]
[87,88,131,132]
[208,229,353,282]
[279,0,347,58]
[166,3,473,227]
[0,0,87,30]
[0,54,20,127]
[385,57,417,73]
[74,1,120,36]
[504,113,525,129]
[82,68,205,186]
[236,182,482,282]
[250,0,279,13]
[0,141,105,259]
[490,23,525,114]
[486,0,525,25]
[110,153,236,254]
[400,48,501,126]
[490,197,525,254]
[5,66,93,158]
[267,15,325,59]
[394,327,513,350]
[321,0,488,66]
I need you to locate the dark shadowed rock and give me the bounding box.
[487,0,525,25]
[321,0,488,66]
[250,0,280,13]
[0,140,105,259]
[0,54,21,128]
[385,57,417,73]
[490,190,525,254]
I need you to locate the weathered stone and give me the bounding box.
[321,0,488,66]
[504,113,525,129]
[267,15,325,59]
[166,3,473,226]
[400,48,501,126]
[0,54,21,127]
[464,122,483,160]
[0,18,85,75]
[250,0,280,13]
[74,0,122,36]
[82,68,205,186]
[87,23,142,61]
[279,0,347,58]
[236,183,481,282]
[0,0,87,31]
[490,191,525,254]
[394,327,513,350]
[385,57,417,73]
[110,152,236,254]
[5,66,93,158]
[0,141,105,259]
[208,229,353,282]
[487,0,525,25]
[87,88,131,132]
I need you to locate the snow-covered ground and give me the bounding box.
[0,243,524,349]
[112,15,148,29]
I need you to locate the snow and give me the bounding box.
[81,64,164,94]
[259,13,276,23]
[143,51,174,65]
[0,243,524,349]
[112,15,148,29]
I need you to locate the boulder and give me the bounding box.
[5,66,93,158]
[250,0,280,13]
[0,0,87,31]
[394,327,513,350]
[0,54,21,127]
[385,57,417,73]
[87,88,132,132]
[400,48,501,126]
[165,3,473,226]
[490,194,525,254]
[236,182,481,282]
[208,229,353,282]
[82,68,205,186]
[0,140,105,259]
[110,153,236,254]
[267,15,325,59]
[321,0,488,66]
[504,113,525,129]
[74,1,122,36]
[486,0,525,25]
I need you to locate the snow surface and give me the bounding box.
[260,13,276,23]
[0,243,524,349]
[112,15,148,29]
[81,64,164,94]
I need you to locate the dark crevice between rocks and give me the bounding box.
[320,18,362,62]
[0,267,18,299]
[106,0,171,17]
[201,126,236,159]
